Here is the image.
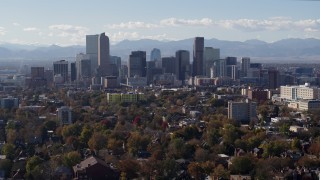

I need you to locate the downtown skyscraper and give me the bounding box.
[86,34,99,73]
[193,37,204,77]
[97,32,110,77]
[53,60,68,83]
[86,32,110,77]
[175,50,190,83]
[128,51,147,77]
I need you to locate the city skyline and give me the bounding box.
[0,0,319,46]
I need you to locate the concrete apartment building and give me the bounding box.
[228,99,257,122]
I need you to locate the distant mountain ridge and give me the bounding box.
[1,38,320,62]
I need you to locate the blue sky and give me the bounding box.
[0,0,319,45]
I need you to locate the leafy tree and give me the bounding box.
[120,172,127,180]
[206,128,221,146]
[1,143,15,160]
[5,128,17,144]
[88,132,107,150]
[279,123,290,135]
[255,157,292,177]
[221,124,239,145]
[234,139,248,151]
[185,95,199,106]
[229,155,255,175]
[61,123,82,141]
[291,137,301,150]
[107,138,124,154]
[257,105,269,122]
[308,142,320,157]
[29,165,46,180]
[158,158,180,179]
[208,98,225,107]
[62,151,82,167]
[200,161,215,176]
[126,132,150,156]
[262,141,288,158]
[65,136,80,150]
[118,159,140,179]
[188,162,204,180]
[255,159,273,179]
[194,148,209,162]
[44,120,57,131]
[297,156,320,168]
[151,149,165,161]
[212,164,229,179]
[246,132,265,151]
[79,125,93,144]
[26,156,43,176]
[167,138,194,159]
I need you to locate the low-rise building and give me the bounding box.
[298,100,320,111]
[127,76,147,88]
[287,100,320,111]
[103,76,119,88]
[289,125,308,133]
[1,96,19,109]
[73,156,119,180]
[107,93,145,103]
[57,106,72,125]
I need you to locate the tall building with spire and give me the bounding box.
[193,37,204,76]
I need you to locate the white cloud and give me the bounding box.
[0,27,5,35]
[142,34,170,40]
[12,22,20,26]
[23,27,40,32]
[107,18,213,30]
[216,18,320,32]
[48,24,89,44]
[304,28,318,32]
[107,17,320,34]
[49,24,89,36]
[108,31,170,43]
[160,18,213,26]
[108,32,140,42]
[108,21,159,29]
